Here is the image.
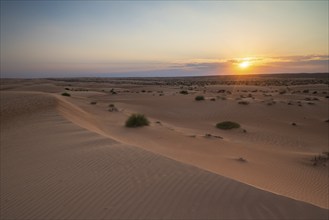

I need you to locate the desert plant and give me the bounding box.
[61,92,71,97]
[125,114,149,127]
[216,121,240,130]
[311,152,329,166]
[238,101,249,105]
[237,157,247,162]
[90,101,97,105]
[180,90,189,95]
[109,104,115,107]
[195,95,205,101]
[108,107,118,112]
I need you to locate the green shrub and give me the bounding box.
[125,114,150,127]
[195,95,205,101]
[216,121,240,130]
[61,92,71,97]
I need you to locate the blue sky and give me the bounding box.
[1,1,328,77]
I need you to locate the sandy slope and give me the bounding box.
[56,86,328,209]
[1,78,328,219]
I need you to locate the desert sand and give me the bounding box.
[1,74,328,219]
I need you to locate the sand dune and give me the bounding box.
[1,77,328,219]
[53,88,328,209]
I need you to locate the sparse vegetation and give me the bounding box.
[125,114,150,127]
[238,101,249,105]
[266,100,276,106]
[195,95,205,101]
[216,121,240,130]
[180,90,188,95]
[90,101,97,105]
[204,133,223,139]
[210,98,216,101]
[110,89,117,95]
[311,152,329,167]
[61,92,71,97]
[108,104,118,112]
[237,157,247,162]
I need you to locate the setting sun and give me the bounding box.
[239,61,251,69]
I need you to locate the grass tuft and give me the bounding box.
[195,95,205,101]
[61,92,71,97]
[238,101,249,105]
[216,121,240,130]
[125,114,150,127]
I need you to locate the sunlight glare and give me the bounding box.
[239,61,250,69]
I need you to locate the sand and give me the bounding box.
[1,75,328,219]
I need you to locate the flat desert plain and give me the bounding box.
[1,74,328,219]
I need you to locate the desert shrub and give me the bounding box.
[108,107,118,112]
[109,104,115,107]
[61,92,71,97]
[210,98,216,101]
[195,95,205,101]
[110,88,117,95]
[180,90,188,95]
[311,152,329,166]
[90,101,97,105]
[237,157,247,162]
[238,101,249,105]
[216,121,240,130]
[125,114,149,127]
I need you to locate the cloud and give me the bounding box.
[1,54,328,78]
[167,54,329,75]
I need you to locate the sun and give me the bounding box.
[239,61,250,69]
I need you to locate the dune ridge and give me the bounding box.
[52,91,329,209]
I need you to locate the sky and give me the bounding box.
[1,1,328,78]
